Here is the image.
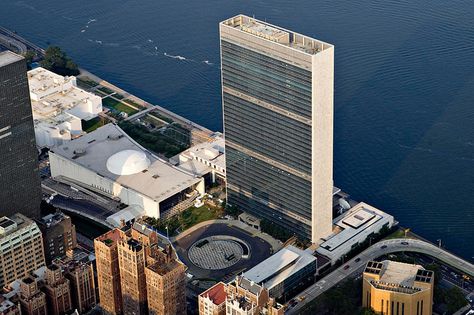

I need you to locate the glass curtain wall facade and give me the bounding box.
[0,51,41,218]
[220,15,334,242]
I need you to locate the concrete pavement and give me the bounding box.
[288,238,474,314]
[172,219,282,252]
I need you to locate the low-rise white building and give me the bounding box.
[243,245,317,299]
[49,124,204,221]
[27,67,102,148]
[175,133,226,185]
[316,202,395,263]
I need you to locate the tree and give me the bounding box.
[445,286,468,314]
[22,50,36,70]
[359,308,377,315]
[40,46,79,76]
[425,263,440,285]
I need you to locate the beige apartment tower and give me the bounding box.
[94,229,123,315]
[95,222,187,315]
[220,15,334,242]
[64,261,97,314]
[363,260,434,315]
[118,237,148,315]
[145,246,187,315]
[44,264,73,315]
[18,277,47,315]
[0,214,45,288]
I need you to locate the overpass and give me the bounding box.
[287,238,474,314]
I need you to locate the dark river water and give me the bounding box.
[2,0,473,259]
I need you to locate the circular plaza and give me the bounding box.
[173,222,274,280]
[188,235,250,270]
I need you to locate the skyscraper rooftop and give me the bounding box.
[0,50,23,67]
[221,14,332,55]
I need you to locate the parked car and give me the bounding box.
[344,265,350,270]
[355,258,361,263]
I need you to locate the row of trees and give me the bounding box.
[40,46,79,76]
[23,46,79,76]
[119,121,189,158]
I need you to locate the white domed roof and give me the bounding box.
[106,150,151,176]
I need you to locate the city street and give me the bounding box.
[288,238,474,314]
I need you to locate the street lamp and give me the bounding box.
[437,239,442,248]
[404,228,410,238]
[166,226,169,239]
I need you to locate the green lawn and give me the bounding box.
[123,98,145,109]
[81,117,107,133]
[143,115,166,128]
[180,205,222,230]
[97,86,115,95]
[149,111,173,123]
[76,77,98,89]
[118,121,190,157]
[102,97,138,115]
[383,227,413,240]
[144,204,223,236]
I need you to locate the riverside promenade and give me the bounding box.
[0,25,215,142]
[78,68,215,136]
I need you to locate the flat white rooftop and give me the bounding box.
[243,245,316,290]
[177,135,225,175]
[52,123,201,201]
[320,202,393,252]
[28,67,101,122]
[379,260,423,287]
[0,51,22,67]
[221,14,333,55]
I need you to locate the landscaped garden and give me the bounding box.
[102,97,138,115]
[118,121,190,157]
[81,116,108,133]
[145,204,223,237]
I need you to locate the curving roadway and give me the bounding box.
[287,238,474,314]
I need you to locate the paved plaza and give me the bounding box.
[188,236,246,270]
[174,222,273,280]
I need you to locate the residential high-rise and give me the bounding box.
[198,282,226,315]
[0,51,41,219]
[118,237,148,315]
[43,264,73,315]
[0,214,45,288]
[200,276,284,315]
[0,296,21,315]
[94,229,123,315]
[94,222,186,315]
[18,276,47,315]
[363,260,434,315]
[37,212,77,264]
[145,245,187,315]
[63,260,97,314]
[220,15,334,242]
